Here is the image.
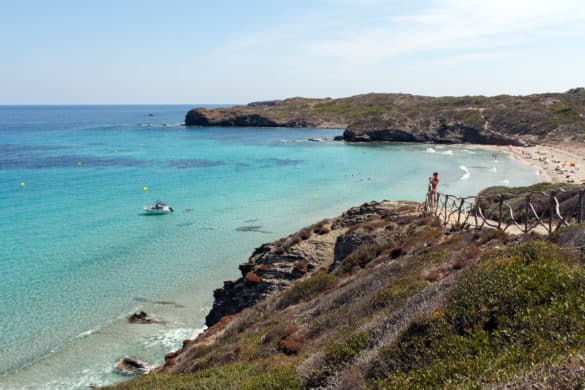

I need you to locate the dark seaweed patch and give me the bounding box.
[257,158,302,166]
[235,225,272,234]
[0,154,145,170]
[163,159,224,169]
[0,144,71,153]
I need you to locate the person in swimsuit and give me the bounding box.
[428,172,439,208]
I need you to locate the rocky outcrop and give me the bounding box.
[343,115,526,145]
[113,356,150,376]
[205,222,344,326]
[204,201,419,327]
[128,311,166,324]
[185,88,585,145]
[185,109,278,127]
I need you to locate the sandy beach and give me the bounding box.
[469,142,585,185]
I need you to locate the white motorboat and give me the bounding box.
[144,200,174,214]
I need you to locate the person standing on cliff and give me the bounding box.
[428,172,439,208]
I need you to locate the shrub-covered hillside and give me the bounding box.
[185,88,585,145]
[110,201,585,389]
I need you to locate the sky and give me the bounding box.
[1,0,584,104]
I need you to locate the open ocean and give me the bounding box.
[0,105,541,389]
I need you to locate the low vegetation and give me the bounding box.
[369,241,585,388]
[112,197,585,389]
[277,271,337,309]
[109,363,302,390]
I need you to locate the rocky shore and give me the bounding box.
[186,88,585,146]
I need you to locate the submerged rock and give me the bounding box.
[113,356,150,376]
[128,311,166,324]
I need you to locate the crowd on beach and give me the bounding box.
[518,149,581,183]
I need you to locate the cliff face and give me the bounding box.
[112,193,585,389]
[185,88,585,145]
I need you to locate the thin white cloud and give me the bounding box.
[305,0,585,64]
[425,50,515,66]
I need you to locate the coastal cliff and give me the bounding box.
[186,88,585,145]
[112,186,585,389]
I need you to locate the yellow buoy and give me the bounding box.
[143,186,148,192]
[77,161,82,167]
[19,182,25,189]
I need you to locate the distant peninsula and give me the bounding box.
[185,88,585,145]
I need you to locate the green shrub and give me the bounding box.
[109,363,302,390]
[370,280,426,311]
[325,327,370,366]
[339,241,393,273]
[551,104,573,113]
[370,240,585,388]
[277,272,336,309]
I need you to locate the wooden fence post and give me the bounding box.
[443,195,449,226]
[525,194,530,233]
[474,196,479,229]
[578,190,584,224]
[549,192,555,233]
[456,198,464,225]
[498,194,503,230]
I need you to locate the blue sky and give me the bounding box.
[1,0,584,104]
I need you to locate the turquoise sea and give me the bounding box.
[0,105,540,389]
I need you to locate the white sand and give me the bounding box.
[465,143,585,185]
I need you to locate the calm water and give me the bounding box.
[0,105,540,389]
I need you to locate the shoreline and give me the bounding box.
[454,142,585,185]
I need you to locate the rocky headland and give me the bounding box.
[111,184,585,389]
[185,88,585,146]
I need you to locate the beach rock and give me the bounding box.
[113,356,150,376]
[128,311,166,324]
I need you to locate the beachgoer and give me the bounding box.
[428,172,439,208]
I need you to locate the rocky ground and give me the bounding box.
[185,88,585,146]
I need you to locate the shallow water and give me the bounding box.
[0,105,540,389]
